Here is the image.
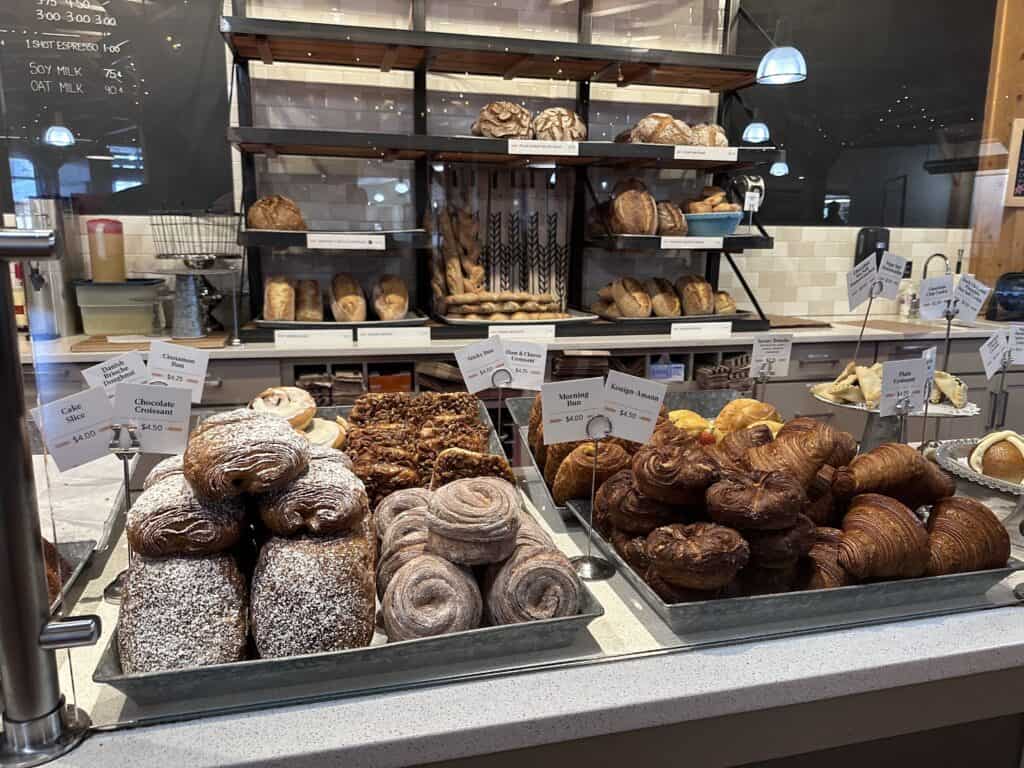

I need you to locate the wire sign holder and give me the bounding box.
[571,414,615,582]
[102,422,141,604]
[491,367,513,449]
[852,279,885,365]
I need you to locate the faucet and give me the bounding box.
[923,252,951,278]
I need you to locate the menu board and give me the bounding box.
[0,0,231,214]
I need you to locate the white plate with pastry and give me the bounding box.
[809,361,978,417]
[936,434,1024,495]
[809,388,980,418]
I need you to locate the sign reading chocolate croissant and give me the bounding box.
[184,409,311,500]
[258,460,369,538]
[925,496,1010,576]
[127,476,245,558]
[118,554,248,673]
[632,444,719,505]
[251,535,376,658]
[382,554,483,641]
[838,494,929,580]
[706,470,807,530]
[485,547,581,624]
[645,522,749,590]
[471,101,533,139]
[532,107,587,141]
[426,477,521,565]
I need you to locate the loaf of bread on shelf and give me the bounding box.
[372,274,409,321]
[532,107,587,141]
[295,279,323,322]
[329,273,367,322]
[675,274,714,315]
[644,277,681,317]
[656,202,687,236]
[691,123,729,147]
[471,101,533,139]
[631,113,695,145]
[609,190,658,236]
[610,277,653,318]
[264,276,296,321]
[714,291,737,314]
[247,195,306,230]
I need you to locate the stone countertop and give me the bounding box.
[19,315,1004,365]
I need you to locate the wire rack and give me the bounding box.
[150,212,243,259]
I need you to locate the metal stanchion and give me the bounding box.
[570,414,615,581]
[491,368,513,451]
[102,423,141,604]
[852,280,885,365]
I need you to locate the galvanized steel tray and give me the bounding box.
[566,498,1023,639]
[437,309,597,326]
[254,310,428,329]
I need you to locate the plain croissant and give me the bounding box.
[747,426,835,489]
[832,443,954,509]
[838,493,929,581]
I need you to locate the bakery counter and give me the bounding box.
[49,466,1024,768]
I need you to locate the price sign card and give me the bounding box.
[81,351,148,401]
[507,139,579,156]
[672,146,738,162]
[1010,325,1024,365]
[113,383,192,455]
[649,362,686,381]
[489,324,556,341]
[660,236,724,250]
[922,346,937,385]
[33,387,115,472]
[275,329,354,349]
[880,358,927,417]
[743,191,761,213]
[357,327,431,346]
[847,257,878,311]
[954,275,991,323]
[306,233,385,250]
[147,341,210,404]
[454,337,508,395]
[503,340,547,391]
[751,334,793,379]
[918,275,955,320]
[541,377,606,445]
[980,330,1010,380]
[602,371,667,445]
[877,252,908,300]
[669,322,731,340]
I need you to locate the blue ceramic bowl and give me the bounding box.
[684,211,743,237]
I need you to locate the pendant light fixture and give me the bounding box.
[742,109,770,143]
[738,10,807,86]
[42,113,75,147]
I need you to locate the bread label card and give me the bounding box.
[602,371,667,445]
[82,351,148,401]
[660,236,724,250]
[954,275,991,323]
[113,383,191,455]
[541,377,606,445]
[751,334,793,379]
[1010,325,1024,366]
[275,329,354,349]
[147,341,210,404]
[922,346,937,386]
[507,139,579,157]
[649,362,686,381]
[918,275,954,320]
[455,337,509,395]
[503,340,547,391]
[877,252,908,301]
[670,322,731,340]
[672,146,738,162]
[847,257,878,311]
[980,330,1011,380]
[743,190,762,213]
[33,387,115,472]
[489,324,556,340]
[306,232,386,250]
[357,327,431,346]
[880,358,927,417]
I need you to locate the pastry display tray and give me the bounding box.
[593,310,750,325]
[438,309,597,326]
[810,389,981,419]
[254,311,429,329]
[566,499,1023,641]
[936,438,1024,497]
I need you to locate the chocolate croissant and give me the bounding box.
[838,494,929,581]
[706,424,773,474]
[745,513,815,569]
[776,417,856,468]
[552,442,631,505]
[645,522,749,591]
[925,497,1010,576]
[706,470,807,531]
[258,460,369,538]
[632,443,719,505]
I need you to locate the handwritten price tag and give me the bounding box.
[33,387,115,472]
[602,371,666,445]
[454,337,508,395]
[541,377,606,445]
[82,351,148,401]
[113,383,192,454]
[880,358,927,417]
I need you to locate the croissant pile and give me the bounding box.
[811,361,968,410]
[526,393,1009,603]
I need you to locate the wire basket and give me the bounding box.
[150,212,243,259]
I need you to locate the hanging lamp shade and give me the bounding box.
[769,161,790,177]
[43,124,75,147]
[742,121,770,143]
[756,46,807,85]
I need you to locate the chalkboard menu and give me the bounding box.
[0,0,232,215]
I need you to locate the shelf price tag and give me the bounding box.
[954,275,991,323]
[507,139,579,157]
[454,337,509,395]
[918,275,955,320]
[847,257,877,311]
[980,330,1010,380]
[275,329,354,349]
[880,358,927,417]
[1010,325,1024,366]
[922,346,937,384]
[649,362,686,381]
[81,351,148,401]
[33,387,115,472]
[743,191,761,212]
[503,340,547,391]
[147,341,210,404]
[670,322,731,340]
[357,327,431,346]
[750,334,793,379]
[113,383,192,455]
[541,377,606,445]
[877,252,907,301]
[602,371,666,445]
[660,236,724,250]
[489,324,556,340]
[672,146,738,162]
[306,233,386,250]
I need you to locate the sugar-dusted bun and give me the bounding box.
[426,477,520,565]
[127,476,245,557]
[258,459,368,538]
[143,454,184,489]
[382,554,482,640]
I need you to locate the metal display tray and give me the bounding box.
[936,438,1024,497]
[809,388,981,419]
[594,310,750,324]
[567,499,1023,639]
[437,309,597,326]
[254,311,429,329]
